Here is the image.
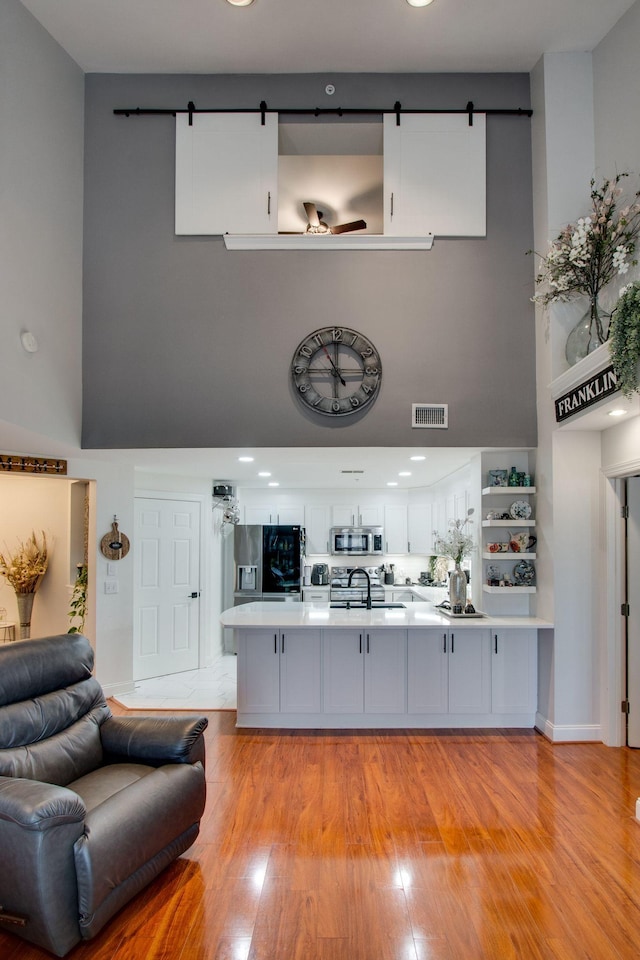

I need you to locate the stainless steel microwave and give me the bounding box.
[330,526,384,556]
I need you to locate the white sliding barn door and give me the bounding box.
[627,477,640,747]
[134,498,201,680]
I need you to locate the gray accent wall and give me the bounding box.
[82,73,535,450]
[1,0,84,446]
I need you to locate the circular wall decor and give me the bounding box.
[291,326,382,417]
[100,518,130,560]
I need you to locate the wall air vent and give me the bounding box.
[341,470,365,474]
[411,404,448,429]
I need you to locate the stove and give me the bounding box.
[330,566,384,603]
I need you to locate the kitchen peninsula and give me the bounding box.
[220,601,552,730]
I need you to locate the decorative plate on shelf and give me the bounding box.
[513,560,535,585]
[509,499,532,520]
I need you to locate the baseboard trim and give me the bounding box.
[102,680,136,697]
[535,713,602,743]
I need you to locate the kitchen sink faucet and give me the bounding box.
[347,567,372,609]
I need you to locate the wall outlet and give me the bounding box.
[104,580,119,594]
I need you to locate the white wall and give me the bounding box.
[0,0,84,445]
[593,1,640,186]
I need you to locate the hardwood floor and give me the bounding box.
[4,713,640,959]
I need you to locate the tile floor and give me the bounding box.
[112,654,237,711]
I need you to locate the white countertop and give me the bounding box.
[220,601,553,630]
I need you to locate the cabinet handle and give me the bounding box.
[366,633,370,654]
[451,632,455,654]
[267,191,271,215]
[494,633,498,654]
[282,633,285,653]
[443,633,447,654]
[274,633,277,654]
[390,192,394,217]
[359,633,362,654]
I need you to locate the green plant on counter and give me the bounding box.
[68,563,88,634]
[609,280,640,398]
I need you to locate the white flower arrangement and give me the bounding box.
[433,513,475,566]
[531,173,640,342]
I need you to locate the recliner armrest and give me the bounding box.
[0,776,86,829]
[0,777,87,955]
[100,715,208,766]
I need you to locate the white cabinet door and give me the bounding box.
[364,629,406,714]
[304,505,330,554]
[175,113,278,235]
[331,505,356,527]
[359,504,384,526]
[244,506,273,525]
[237,629,280,714]
[280,629,321,713]
[384,504,408,554]
[448,629,491,714]
[323,629,364,713]
[331,503,384,527]
[408,502,432,555]
[491,629,537,715]
[408,629,448,713]
[244,504,304,525]
[383,113,486,237]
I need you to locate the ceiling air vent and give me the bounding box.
[411,403,448,429]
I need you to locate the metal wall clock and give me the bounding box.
[291,326,382,417]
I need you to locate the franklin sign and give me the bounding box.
[555,365,618,422]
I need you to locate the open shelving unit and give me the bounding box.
[472,453,537,616]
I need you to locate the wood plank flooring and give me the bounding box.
[4,712,640,959]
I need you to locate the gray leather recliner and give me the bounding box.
[0,633,208,957]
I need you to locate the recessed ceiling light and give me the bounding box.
[608,408,628,417]
[387,481,399,487]
[268,481,279,487]
[410,455,426,461]
[406,0,434,7]
[226,0,254,6]
[398,471,412,477]
[258,471,271,477]
[238,456,254,462]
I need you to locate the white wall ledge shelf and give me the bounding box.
[482,552,536,560]
[482,487,536,496]
[223,234,435,251]
[482,519,535,527]
[483,585,536,594]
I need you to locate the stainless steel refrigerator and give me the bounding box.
[222,524,305,652]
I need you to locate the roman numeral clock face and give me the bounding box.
[291,327,382,417]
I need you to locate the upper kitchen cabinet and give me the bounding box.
[175,113,278,235]
[383,114,486,237]
[175,114,486,243]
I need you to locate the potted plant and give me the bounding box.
[530,173,640,365]
[68,563,88,634]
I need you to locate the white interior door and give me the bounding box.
[134,497,201,681]
[627,478,640,746]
